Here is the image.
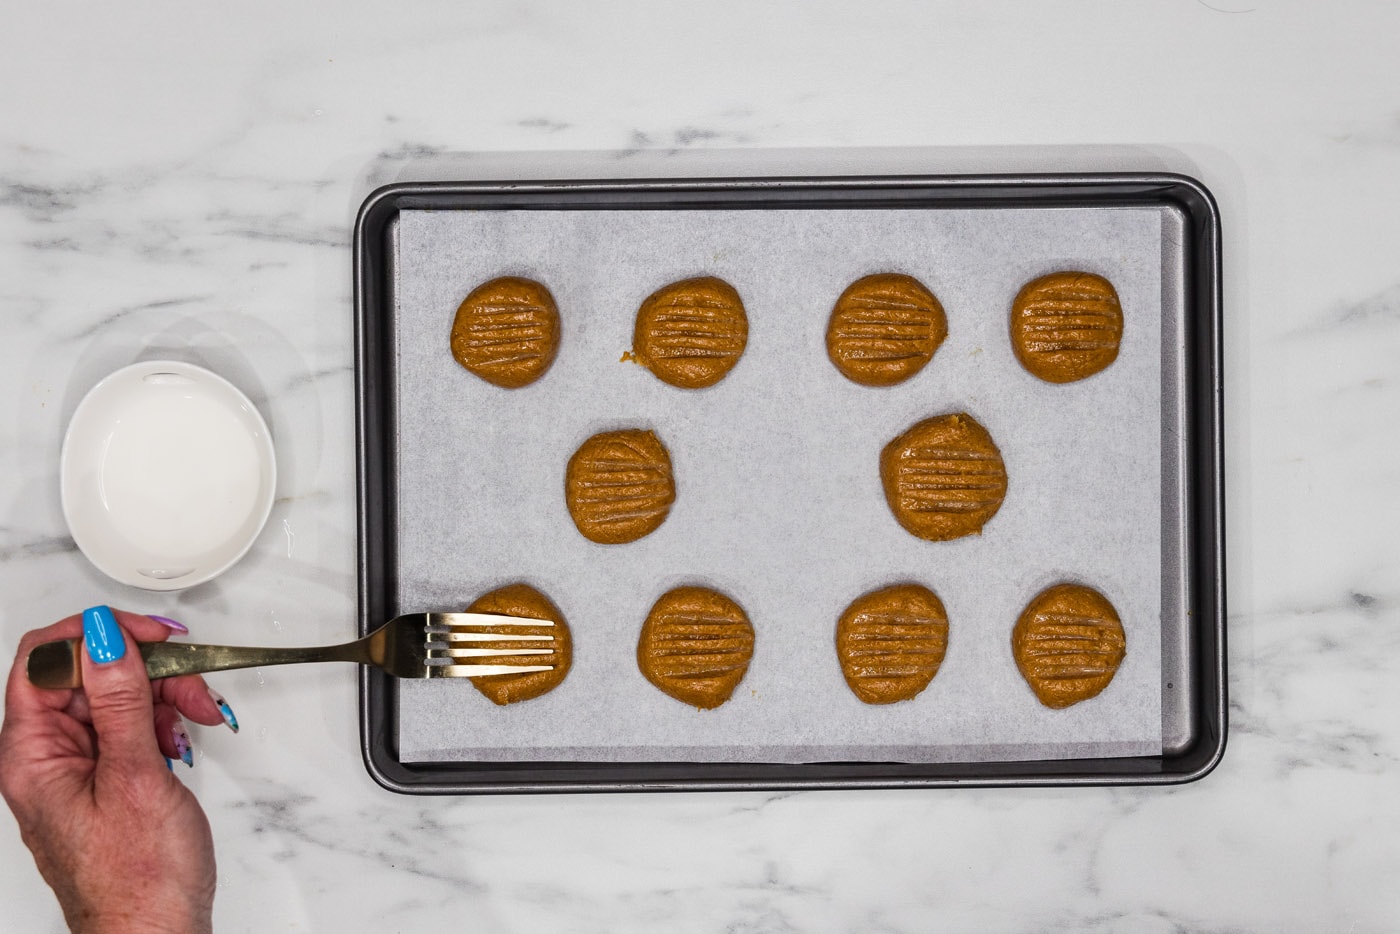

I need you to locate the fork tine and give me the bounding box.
[430,631,554,643]
[431,664,554,677]
[430,647,554,658]
[424,612,554,629]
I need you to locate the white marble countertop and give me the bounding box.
[3,2,1397,931]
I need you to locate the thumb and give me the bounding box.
[80,605,162,776]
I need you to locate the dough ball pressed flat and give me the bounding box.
[826,273,948,386]
[464,583,572,706]
[632,276,748,388]
[1010,271,1123,383]
[1012,583,1126,709]
[880,413,1008,541]
[637,586,754,709]
[835,583,949,705]
[451,276,560,388]
[565,429,674,544]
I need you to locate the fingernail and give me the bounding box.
[209,688,239,733]
[172,719,194,768]
[149,615,189,635]
[165,757,174,772]
[82,605,126,664]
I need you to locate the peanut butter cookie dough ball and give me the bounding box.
[465,583,572,706]
[836,583,949,704]
[1009,271,1122,383]
[565,429,675,544]
[827,273,947,386]
[631,276,748,388]
[880,413,1008,542]
[637,585,754,709]
[1012,582,1126,709]
[451,276,560,388]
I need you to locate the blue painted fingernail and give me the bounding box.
[209,688,239,733]
[172,719,194,768]
[149,615,189,634]
[165,757,175,772]
[82,605,126,664]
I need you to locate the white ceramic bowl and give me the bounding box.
[60,361,277,591]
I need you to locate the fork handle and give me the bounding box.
[26,638,368,689]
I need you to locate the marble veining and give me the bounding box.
[2,1,1399,932]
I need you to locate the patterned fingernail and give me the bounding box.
[165,757,174,772]
[209,688,239,733]
[82,605,126,664]
[149,615,189,635]
[172,719,194,768]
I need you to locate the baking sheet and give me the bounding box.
[392,206,1164,764]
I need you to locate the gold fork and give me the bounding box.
[25,612,556,689]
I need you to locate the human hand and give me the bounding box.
[0,606,237,934]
